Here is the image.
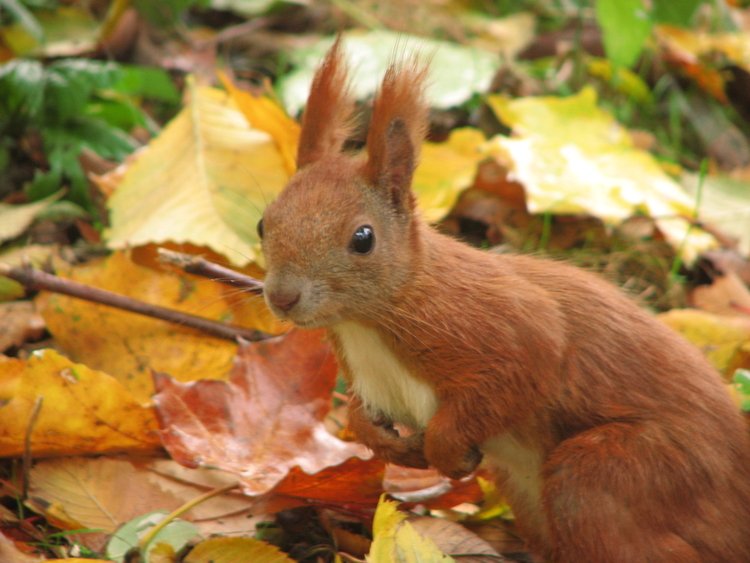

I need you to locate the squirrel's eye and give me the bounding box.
[257,218,264,239]
[350,225,374,254]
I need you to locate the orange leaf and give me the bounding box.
[153,329,370,495]
[219,71,300,176]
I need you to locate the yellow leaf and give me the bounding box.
[413,128,487,223]
[486,88,717,263]
[0,191,63,243]
[105,81,290,266]
[658,309,750,379]
[368,495,454,562]
[219,71,300,177]
[0,350,159,456]
[185,537,294,563]
[36,251,243,403]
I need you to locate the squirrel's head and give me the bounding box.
[260,38,429,327]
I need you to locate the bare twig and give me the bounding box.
[157,248,264,294]
[0,263,266,342]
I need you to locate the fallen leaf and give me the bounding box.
[486,87,717,262]
[658,309,750,378]
[184,537,293,563]
[0,6,100,57]
[368,495,453,562]
[37,251,241,403]
[153,329,370,495]
[106,511,199,563]
[414,128,487,222]
[279,31,500,115]
[0,350,159,457]
[0,533,44,563]
[0,301,45,352]
[691,272,750,316]
[27,458,186,551]
[410,516,503,561]
[220,72,300,177]
[0,192,63,244]
[105,81,289,266]
[681,173,750,255]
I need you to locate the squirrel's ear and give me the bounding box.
[374,118,417,212]
[364,59,429,214]
[297,36,355,168]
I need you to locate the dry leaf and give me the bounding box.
[486,88,716,262]
[153,329,370,495]
[27,457,187,551]
[185,537,293,563]
[410,516,504,562]
[0,301,45,352]
[368,496,453,562]
[0,192,63,244]
[658,309,750,378]
[220,72,300,177]
[0,350,159,457]
[105,82,289,266]
[37,251,242,403]
[691,272,750,316]
[413,128,487,223]
[0,533,45,563]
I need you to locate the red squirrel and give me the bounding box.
[259,38,750,562]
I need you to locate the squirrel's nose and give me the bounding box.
[267,289,301,313]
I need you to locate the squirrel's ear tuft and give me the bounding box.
[297,36,356,168]
[364,57,429,213]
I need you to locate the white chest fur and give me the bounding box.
[482,433,543,524]
[333,322,438,429]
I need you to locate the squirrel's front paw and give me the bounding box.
[347,400,428,468]
[425,435,483,480]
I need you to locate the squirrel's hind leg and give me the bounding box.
[540,422,704,563]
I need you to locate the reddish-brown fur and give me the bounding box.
[260,41,750,562]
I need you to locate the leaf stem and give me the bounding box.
[137,482,240,553]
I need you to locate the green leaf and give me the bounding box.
[0,0,45,42]
[106,511,199,563]
[132,0,208,26]
[733,369,750,413]
[0,6,100,57]
[113,64,180,103]
[43,59,120,122]
[29,118,136,205]
[85,98,147,131]
[208,0,279,17]
[279,30,499,114]
[652,0,702,26]
[595,0,652,68]
[0,59,45,130]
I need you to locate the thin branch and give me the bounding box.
[0,263,267,342]
[157,248,264,294]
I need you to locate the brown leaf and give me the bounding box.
[383,465,483,509]
[27,457,187,552]
[0,301,45,352]
[691,271,750,317]
[153,329,371,496]
[0,533,44,563]
[409,516,505,562]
